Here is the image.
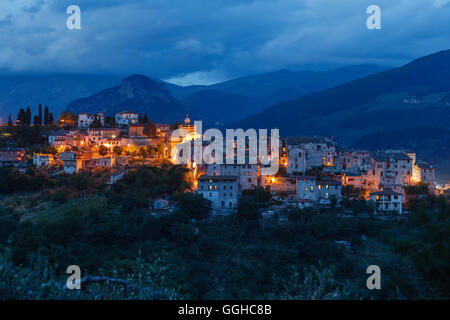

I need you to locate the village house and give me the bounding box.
[0,147,28,168]
[286,147,307,175]
[335,152,361,173]
[415,160,436,190]
[48,130,69,146]
[78,112,105,129]
[197,175,240,213]
[87,128,121,147]
[108,169,126,185]
[48,130,88,150]
[338,150,428,200]
[87,128,120,141]
[33,154,56,168]
[114,156,129,167]
[206,162,258,190]
[370,188,403,214]
[261,176,296,193]
[115,111,139,127]
[368,151,413,199]
[285,138,336,175]
[155,123,170,136]
[129,124,146,137]
[59,151,86,174]
[153,197,170,210]
[84,156,116,170]
[296,175,342,206]
[303,141,335,167]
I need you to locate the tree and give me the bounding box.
[242,187,272,203]
[49,112,54,126]
[156,143,166,158]
[90,118,103,128]
[269,264,362,299]
[237,196,261,221]
[33,115,40,126]
[44,106,49,126]
[113,146,123,156]
[170,122,180,131]
[16,109,26,125]
[98,145,109,156]
[7,114,13,126]
[26,107,32,125]
[145,146,156,157]
[38,104,42,126]
[175,192,211,220]
[138,146,147,157]
[142,114,149,123]
[58,111,77,126]
[42,146,57,155]
[143,121,156,137]
[105,116,116,127]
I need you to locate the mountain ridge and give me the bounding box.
[234,49,450,140]
[66,74,186,123]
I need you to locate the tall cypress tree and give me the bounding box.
[44,106,49,126]
[38,104,42,126]
[7,114,13,126]
[33,115,40,126]
[17,108,26,124]
[26,106,32,125]
[49,112,54,126]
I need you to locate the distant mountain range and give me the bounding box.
[0,64,385,125]
[235,49,450,141]
[0,74,122,122]
[169,65,386,124]
[66,75,186,123]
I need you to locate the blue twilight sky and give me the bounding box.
[0,0,449,85]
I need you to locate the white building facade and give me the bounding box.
[115,111,139,127]
[197,175,240,214]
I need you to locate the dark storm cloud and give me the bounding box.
[0,0,449,84]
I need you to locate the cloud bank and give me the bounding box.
[1,0,449,84]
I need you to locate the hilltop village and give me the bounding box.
[1,110,446,217]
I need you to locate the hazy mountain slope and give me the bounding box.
[168,65,385,103]
[66,75,186,123]
[234,50,450,141]
[0,64,383,124]
[181,90,267,125]
[207,65,385,104]
[0,74,122,120]
[168,64,385,124]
